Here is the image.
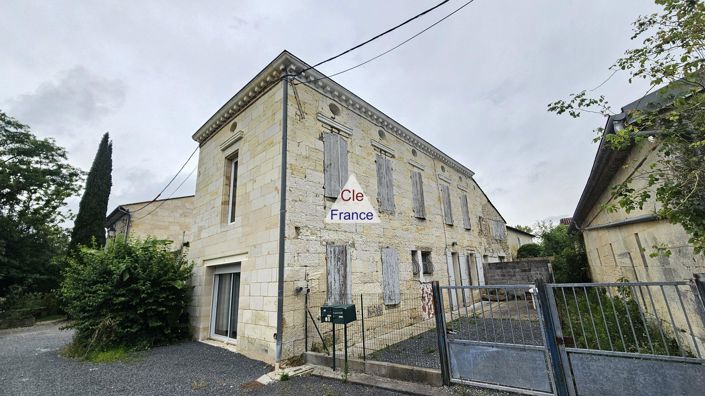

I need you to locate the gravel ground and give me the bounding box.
[0,321,415,396]
[1,321,515,395]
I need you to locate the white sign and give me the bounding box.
[325,174,380,224]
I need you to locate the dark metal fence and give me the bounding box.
[305,284,439,368]
[549,281,704,360]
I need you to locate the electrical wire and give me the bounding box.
[130,146,198,213]
[294,0,477,86]
[298,0,451,76]
[134,165,197,220]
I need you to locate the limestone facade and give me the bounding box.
[188,51,510,364]
[106,195,193,250]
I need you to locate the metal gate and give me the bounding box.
[434,284,556,395]
[432,277,705,396]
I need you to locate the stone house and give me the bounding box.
[506,225,535,257]
[105,195,193,250]
[187,51,510,364]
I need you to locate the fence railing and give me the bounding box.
[548,281,704,359]
[442,285,544,346]
[305,284,440,368]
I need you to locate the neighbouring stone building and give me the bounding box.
[187,51,510,364]
[571,84,705,353]
[506,225,535,257]
[106,195,194,250]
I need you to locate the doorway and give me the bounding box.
[210,267,241,341]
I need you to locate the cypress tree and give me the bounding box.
[70,132,112,249]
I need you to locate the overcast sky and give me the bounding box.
[1,0,658,228]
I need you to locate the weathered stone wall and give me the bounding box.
[279,81,510,359]
[582,141,705,354]
[484,258,552,285]
[506,228,535,257]
[112,196,193,249]
[188,82,284,363]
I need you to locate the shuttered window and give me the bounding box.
[375,154,395,213]
[411,171,425,219]
[421,251,433,274]
[323,132,349,198]
[326,244,351,305]
[441,184,453,225]
[460,194,471,230]
[491,220,507,240]
[381,247,400,305]
[411,250,420,275]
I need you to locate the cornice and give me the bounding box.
[192,51,476,179]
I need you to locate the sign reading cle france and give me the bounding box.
[325,174,380,224]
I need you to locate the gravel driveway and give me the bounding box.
[1,321,514,395]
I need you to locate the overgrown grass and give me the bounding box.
[556,288,685,356]
[61,342,136,363]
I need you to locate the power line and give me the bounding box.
[134,165,197,220]
[295,0,477,86]
[131,146,198,213]
[298,0,451,76]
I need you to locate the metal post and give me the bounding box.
[344,323,348,375]
[332,323,336,371]
[692,274,705,331]
[432,281,451,386]
[304,292,308,352]
[361,294,366,361]
[535,279,574,396]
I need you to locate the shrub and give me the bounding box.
[517,243,543,258]
[61,237,192,352]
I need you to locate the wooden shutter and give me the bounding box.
[441,184,453,225]
[422,251,434,274]
[460,194,471,230]
[323,133,348,198]
[375,155,395,213]
[411,171,425,218]
[381,247,400,305]
[459,253,471,303]
[411,250,420,275]
[326,245,350,305]
[491,220,506,240]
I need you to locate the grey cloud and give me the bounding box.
[8,66,126,137]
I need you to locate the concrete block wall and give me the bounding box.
[483,259,552,285]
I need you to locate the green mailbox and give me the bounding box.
[321,304,356,324]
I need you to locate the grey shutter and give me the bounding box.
[411,251,419,275]
[375,155,395,213]
[323,133,348,198]
[326,245,350,305]
[461,194,471,230]
[491,220,506,240]
[381,247,400,305]
[411,171,425,218]
[441,184,453,225]
[422,251,434,274]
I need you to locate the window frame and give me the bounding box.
[227,157,239,224]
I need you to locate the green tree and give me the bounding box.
[517,243,543,258]
[549,0,705,254]
[513,224,534,234]
[0,110,82,294]
[70,133,112,249]
[533,222,590,283]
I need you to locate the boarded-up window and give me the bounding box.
[375,155,395,213]
[326,245,351,305]
[460,194,471,230]
[490,220,506,240]
[411,250,420,275]
[441,184,453,225]
[411,171,425,218]
[381,247,400,305]
[421,251,433,274]
[323,132,349,198]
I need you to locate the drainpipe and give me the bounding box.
[275,74,289,368]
